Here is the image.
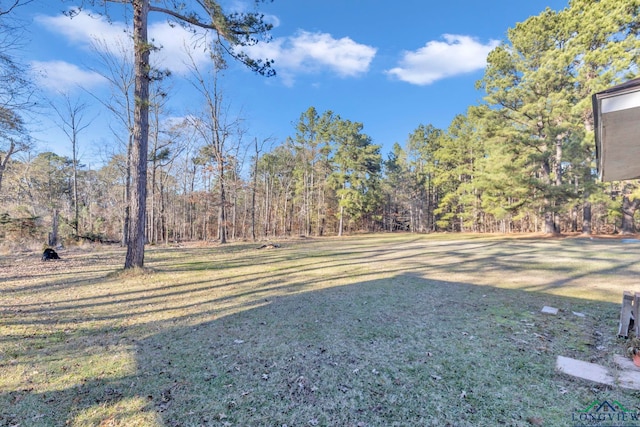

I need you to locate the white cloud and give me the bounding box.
[148,22,212,75]
[35,10,211,77]
[386,34,500,85]
[242,30,377,85]
[31,60,106,92]
[35,11,128,47]
[289,31,377,76]
[227,0,281,27]
[36,11,376,86]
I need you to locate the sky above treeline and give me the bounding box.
[15,0,570,162]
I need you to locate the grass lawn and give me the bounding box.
[2,233,640,426]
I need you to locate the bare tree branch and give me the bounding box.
[0,0,33,16]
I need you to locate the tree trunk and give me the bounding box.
[125,0,150,269]
[543,211,557,234]
[122,134,132,247]
[306,170,313,236]
[49,209,59,247]
[621,196,640,235]
[571,205,578,233]
[251,140,259,241]
[261,177,266,237]
[150,161,156,244]
[0,141,16,195]
[72,133,79,238]
[218,183,227,243]
[582,200,592,235]
[338,189,345,237]
[160,177,167,244]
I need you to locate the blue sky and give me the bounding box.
[15,0,570,162]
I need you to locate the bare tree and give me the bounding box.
[251,138,261,241]
[88,37,136,246]
[0,108,29,194]
[66,0,274,268]
[0,0,34,195]
[250,137,273,241]
[185,48,241,244]
[148,89,186,244]
[49,94,93,238]
[0,1,33,15]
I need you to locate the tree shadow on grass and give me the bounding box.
[1,272,635,427]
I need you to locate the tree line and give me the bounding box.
[1,0,640,252]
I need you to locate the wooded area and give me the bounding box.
[1,0,640,250]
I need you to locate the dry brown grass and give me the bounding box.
[2,234,640,426]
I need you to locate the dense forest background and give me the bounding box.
[1,0,640,248]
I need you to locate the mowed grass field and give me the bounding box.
[1,233,640,426]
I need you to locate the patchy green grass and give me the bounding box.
[2,234,640,426]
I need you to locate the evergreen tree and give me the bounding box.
[433,109,485,231]
[291,107,335,236]
[405,124,443,232]
[479,8,578,233]
[478,0,640,234]
[563,0,640,234]
[383,143,411,231]
[473,107,533,232]
[330,119,382,236]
